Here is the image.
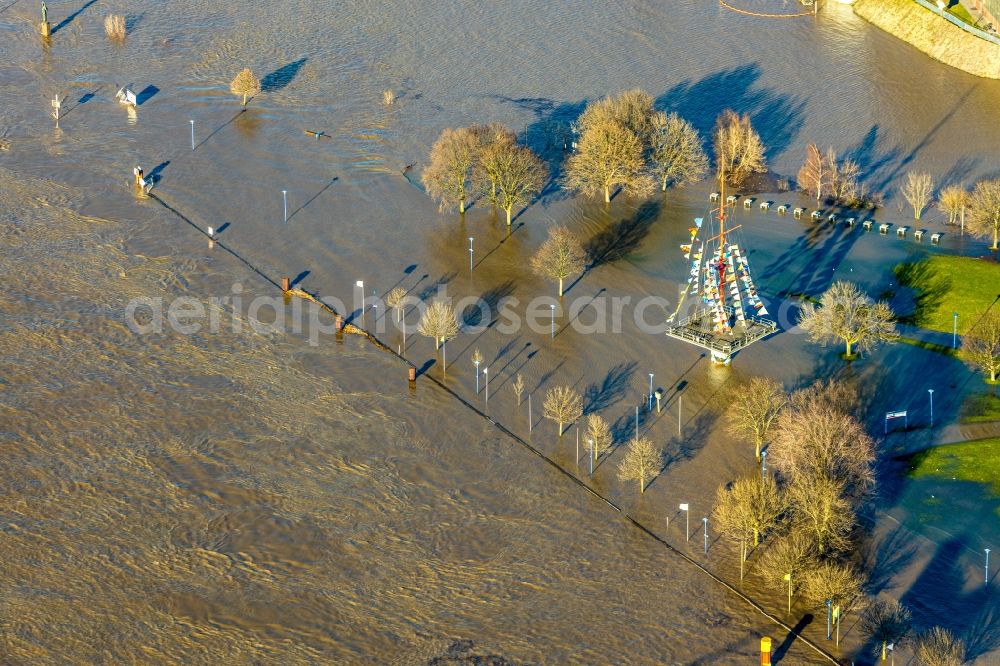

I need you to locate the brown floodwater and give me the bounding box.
[1,0,999,663]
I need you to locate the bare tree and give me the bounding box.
[960,308,1000,383]
[759,531,817,611]
[860,599,911,663]
[648,112,708,192]
[530,225,587,297]
[480,142,547,225]
[788,379,860,419]
[713,475,786,579]
[713,109,767,188]
[831,156,861,205]
[770,404,875,499]
[967,178,1000,249]
[902,171,934,221]
[797,144,831,203]
[616,436,663,494]
[788,474,854,554]
[803,561,866,621]
[512,373,525,405]
[564,119,653,203]
[472,123,519,207]
[230,68,261,107]
[585,413,613,462]
[422,127,479,214]
[104,14,125,40]
[726,376,787,461]
[798,281,897,358]
[417,301,459,350]
[543,386,583,436]
[937,185,969,230]
[914,627,966,666]
[386,287,407,322]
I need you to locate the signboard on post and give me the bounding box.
[885,410,908,434]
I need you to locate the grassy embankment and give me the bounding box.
[893,255,1000,332]
[854,0,1000,79]
[909,437,1000,494]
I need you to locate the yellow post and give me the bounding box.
[760,637,772,666]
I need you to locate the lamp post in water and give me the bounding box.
[648,373,654,411]
[953,311,959,349]
[929,388,935,427]
[680,503,689,541]
[189,119,195,150]
[987,548,991,588]
[825,599,832,640]
[761,449,768,479]
[468,237,474,273]
[282,190,288,223]
[703,517,708,554]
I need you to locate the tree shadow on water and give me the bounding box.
[773,614,813,664]
[585,200,662,269]
[583,361,637,415]
[261,58,308,92]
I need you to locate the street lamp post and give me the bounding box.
[680,503,690,541]
[987,548,991,588]
[189,119,195,150]
[588,438,594,477]
[356,280,365,314]
[953,312,959,349]
[762,449,768,479]
[484,366,489,406]
[550,304,555,338]
[703,517,708,554]
[929,388,935,427]
[282,190,288,223]
[468,237,474,273]
[474,358,481,394]
[825,599,832,640]
[648,373,654,412]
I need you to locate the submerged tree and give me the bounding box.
[960,308,1000,383]
[472,123,519,207]
[798,281,897,358]
[860,599,911,663]
[713,475,785,579]
[481,142,547,226]
[616,436,663,494]
[797,143,831,203]
[417,301,459,350]
[530,225,587,297]
[422,127,479,214]
[585,413,613,462]
[902,171,934,221]
[648,111,708,192]
[759,531,816,612]
[914,626,966,666]
[713,109,767,188]
[967,178,1000,249]
[230,68,261,107]
[543,386,583,437]
[788,474,854,554]
[937,184,969,230]
[726,376,787,461]
[386,287,407,322]
[803,561,866,645]
[564,119,653,203]
[512,373,525,405]
[770,402,876,500]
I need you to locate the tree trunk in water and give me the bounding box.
[435,337,440,350]
[993,227,998,250]
[740,541,745,580]
[639,475,644,494]
[753,528,759,547]
[558,277,564,297]
[242,93,247,107]
[558,422,563,437]
[882,641,887,661]
[845,339,853,357]
[459,197,465,215]
[755,440,761,461]
[506,207,512,226]
[604,186,610,203]
[661,176,667,192]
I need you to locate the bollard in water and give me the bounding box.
[408,367,416,383]
[760,637,772,666]
[281,277,290,292]
[40,21,50,37]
